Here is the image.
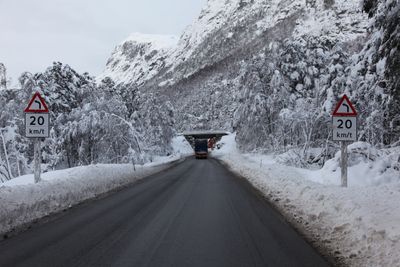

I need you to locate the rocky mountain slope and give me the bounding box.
[102,0,367,87]
[99,33,177,86]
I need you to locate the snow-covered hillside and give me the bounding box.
[100,0,399,157]
[98,33,178,86]
[102,0,368,88]
[100,0,368,136]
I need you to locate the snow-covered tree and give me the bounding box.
[0,62,177,181]
[0,63,7,90]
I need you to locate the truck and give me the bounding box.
[194,139,208,159]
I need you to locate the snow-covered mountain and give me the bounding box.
[98,33,178,86]
[102,0,367,88]
[100,0,399,155]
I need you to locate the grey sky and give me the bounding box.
[0,0,207,85]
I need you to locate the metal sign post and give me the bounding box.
[340,141,347,187]
[34,138,41,183]
[24,92,50,183]
[332,95,357,187]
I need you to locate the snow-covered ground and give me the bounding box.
[212,134,400,267]
[0,136,193,236]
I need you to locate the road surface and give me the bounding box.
[0,157,329,267]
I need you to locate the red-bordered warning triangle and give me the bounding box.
[332,94,357,116]
[24,92,49,113]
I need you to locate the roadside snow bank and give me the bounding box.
[0,155,182,236]
[312,142,400,186]
[170,135,193,157]
[213,134,400,267]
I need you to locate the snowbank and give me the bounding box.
[213,134,400,267]
[170,135,193,157]
[0,154,183,236]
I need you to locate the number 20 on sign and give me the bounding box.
[25,113,50,138]
[332,117,357,141]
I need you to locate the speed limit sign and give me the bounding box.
[25,113,50,138]
[332,116,357,141]
[24,92,50,138]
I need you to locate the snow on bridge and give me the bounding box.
[180,131,230,149]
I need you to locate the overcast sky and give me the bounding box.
[0,0,207,85]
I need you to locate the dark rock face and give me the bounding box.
[363,0,379,17]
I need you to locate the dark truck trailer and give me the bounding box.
[194,139,208,159]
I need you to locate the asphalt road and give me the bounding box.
[0,157,329,267]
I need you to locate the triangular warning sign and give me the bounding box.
[24,92,49,113]
[332,94,357,116]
